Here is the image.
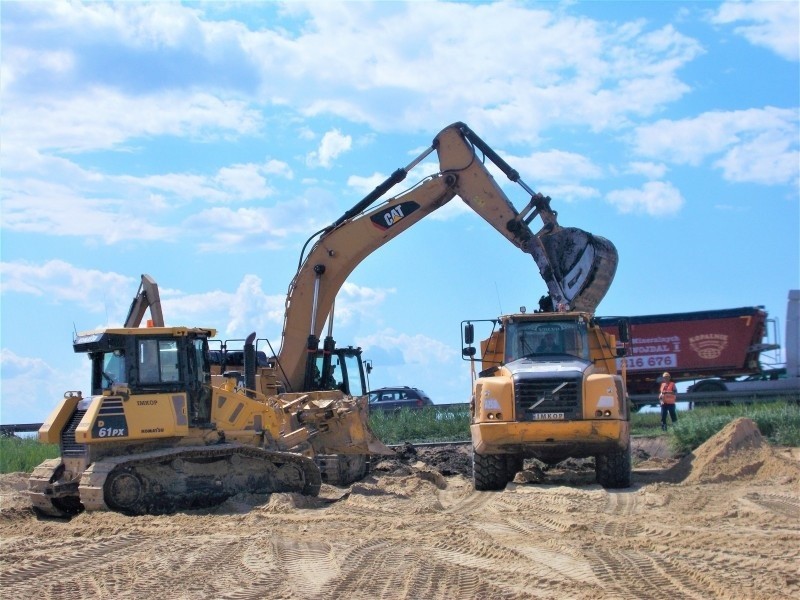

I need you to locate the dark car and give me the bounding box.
[368,386,434,412]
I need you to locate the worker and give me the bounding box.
[658,371,678,431]
[537,333,561,353]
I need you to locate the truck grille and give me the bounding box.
[61,409,87,458]
[514,376,582,420]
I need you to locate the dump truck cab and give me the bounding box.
[463,310,631,490]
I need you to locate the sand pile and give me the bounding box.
[683,417,800,484]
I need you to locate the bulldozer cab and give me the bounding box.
[76,327,215,426]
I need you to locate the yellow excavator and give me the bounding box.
[29,122,618,517]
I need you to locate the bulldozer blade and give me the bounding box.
[540,227,618,313]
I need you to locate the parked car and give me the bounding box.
[368,386,433,412]
[688,368,797,394]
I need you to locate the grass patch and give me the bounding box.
[0,436,59,473]
[368,405,471,444]
[669,402,800,454]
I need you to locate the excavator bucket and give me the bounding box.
[537,227,618,313]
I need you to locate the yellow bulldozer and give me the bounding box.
[29,277,390,517]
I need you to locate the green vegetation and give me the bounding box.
[368,405,471,444]
[0,437,58,474]
[668,402,800,454]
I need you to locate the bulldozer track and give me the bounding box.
[78,444,322,515]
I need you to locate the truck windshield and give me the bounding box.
[506,320,590,362]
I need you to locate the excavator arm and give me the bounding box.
[277,122,618,392]
[124,274,165,328]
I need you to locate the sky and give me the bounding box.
[1,0,798,424]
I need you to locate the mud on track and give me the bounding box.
[1,418,799,600]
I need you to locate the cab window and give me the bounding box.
[139,339,180,384]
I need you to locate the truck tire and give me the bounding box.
[473,450,511,491]
[595,443,632,489]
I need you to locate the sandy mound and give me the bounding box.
[682,417,800,484]
[0,471,33,513]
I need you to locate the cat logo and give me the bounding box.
[370,201,421,230]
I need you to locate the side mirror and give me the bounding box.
[618,319,630,344]
[616,347,627,358]
[462,347,476,358]
[464,323,474,345]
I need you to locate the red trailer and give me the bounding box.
[597,307,773,395]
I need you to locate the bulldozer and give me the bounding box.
[30,121,619,517]
[29,276,390,517]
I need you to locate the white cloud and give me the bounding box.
[712,1,799,61]
[214,164,271,201]
[4,2,706,145]
[627,161,669,180]
[0,261,135,318]
[537,183,601,203]
[357,328,457,367]
[0,178,177,244]
[0,47,75,92]
[307,129,353,168]
[347,172,389,195]
[184,185,341,251]
[334,282,394,326]
[0,349,83,423]
[633,107,799,185]
[2,88,263,155]
[606,181,684,216]
[506,149,603,183]
[0,152,299,246]
[714,130,799,186]
[225,275,285,337]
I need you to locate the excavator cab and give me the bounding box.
[310,347,368,396]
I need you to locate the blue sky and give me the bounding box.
[1,0,798,424]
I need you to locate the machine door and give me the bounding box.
[187,337,212,425]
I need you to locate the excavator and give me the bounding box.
[29,122,618,517]
[276,121,617,397]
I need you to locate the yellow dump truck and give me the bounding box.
[463,310,631,490]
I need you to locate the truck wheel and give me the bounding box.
[595,443,632,489]
[473,450,511,491]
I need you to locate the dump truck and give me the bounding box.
[463,310,631,490]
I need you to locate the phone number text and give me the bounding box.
[617,354,677,371]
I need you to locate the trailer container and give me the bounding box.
[596,307,773,395]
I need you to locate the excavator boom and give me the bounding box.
[277,122,618,391]
[124,274,164,327]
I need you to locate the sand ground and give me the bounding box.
[1,418,798,600]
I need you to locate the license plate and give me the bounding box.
[533,412,564,420]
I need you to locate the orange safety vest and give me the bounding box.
[660,381,677,404]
